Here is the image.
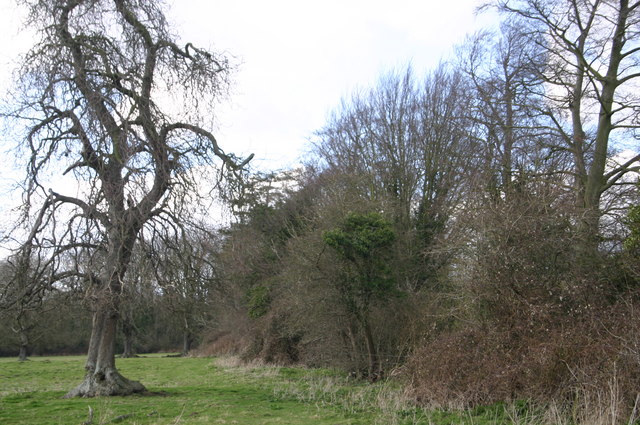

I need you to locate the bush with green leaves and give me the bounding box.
[323,211,396,379]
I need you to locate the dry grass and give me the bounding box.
[271,373,427,425]
[204,355,428,424]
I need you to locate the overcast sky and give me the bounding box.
[0,0,495,190]
[166,0,495,170]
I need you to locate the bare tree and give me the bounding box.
[488,0,640,255]
[4,0,251,397]
[312,64,475,290]
[313,67,421,227]
[460,20,562,199]
[0,258,49,361]
[147,228,219,356]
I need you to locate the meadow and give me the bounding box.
[0,354,521,425]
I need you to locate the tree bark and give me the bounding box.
[361,316,380,381]
[121,318,136,358]
[121,335,135,359]
[65,307,144,398]
[18,329,29,362]
[65,234,145,398]
[85,308,105,373]
[575,0,629,260]
[182,332,193,356]
[344,325,360,371]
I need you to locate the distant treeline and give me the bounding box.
[0,289,187,357]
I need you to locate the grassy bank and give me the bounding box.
[0,354,535,424]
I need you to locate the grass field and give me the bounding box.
[0,354,518,425]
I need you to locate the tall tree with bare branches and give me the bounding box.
[4,0,251,397]
[487,0,640,256]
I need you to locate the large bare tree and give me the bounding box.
[460,20,559,198]
[488,0,640,255]
[5,0,251,397]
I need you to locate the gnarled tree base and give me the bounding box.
[64,367,145,398]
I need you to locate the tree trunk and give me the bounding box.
[182,314,194,356]
[576,204,602,264]
[182,331,193,356]
[361,317,380,381]
[501,84,514,198]
[121,319,136,358]
[65,243,145,397]
[340,325,361,373]
[572,0,629,262]
[121,335,135,358]
[65,307,145,397]
[18,328,29,362]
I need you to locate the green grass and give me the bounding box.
[0,354,519,425]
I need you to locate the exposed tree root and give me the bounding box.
[64,367,145,398]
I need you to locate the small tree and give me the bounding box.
[323,211,396,379]
[149,230,219,356]
[0,249,57,362]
